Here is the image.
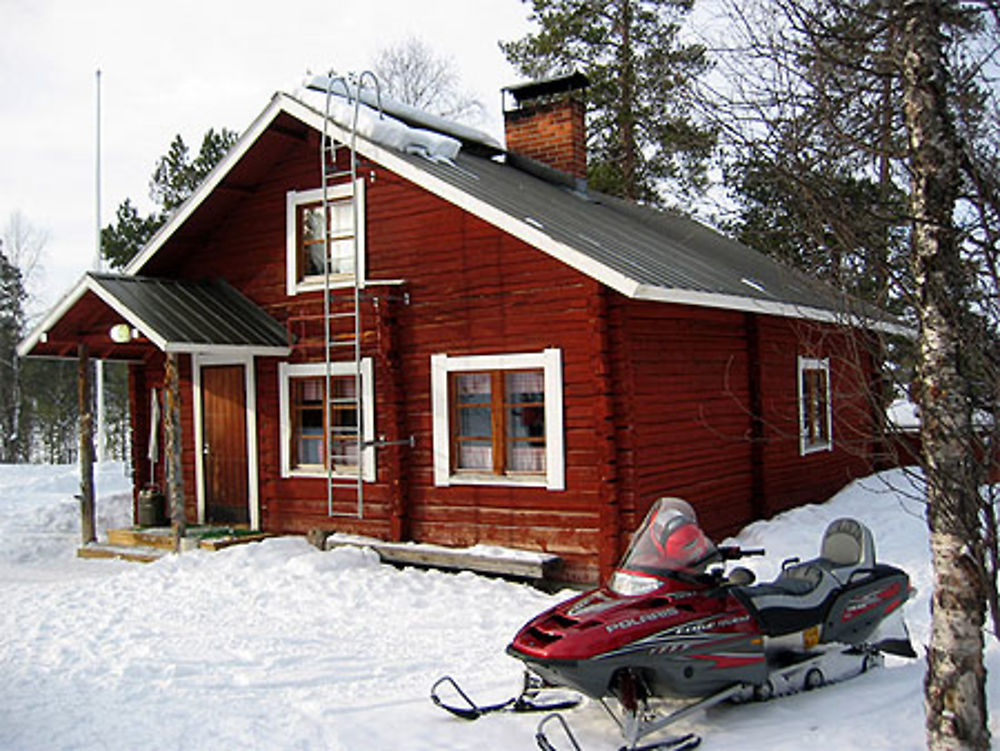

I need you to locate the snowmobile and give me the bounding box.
[431,497,916,751]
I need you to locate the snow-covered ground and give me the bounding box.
[0,463,997,750]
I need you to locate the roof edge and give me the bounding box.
[126,93,292,275]
[633,284,915,336]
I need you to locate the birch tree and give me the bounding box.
[703,0,996,745]
[902,4,989,746]
[372,36,485,123]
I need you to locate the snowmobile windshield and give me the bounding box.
[609,498,719,595]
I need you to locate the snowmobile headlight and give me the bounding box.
[609,571,663,596]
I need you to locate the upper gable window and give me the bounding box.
[798,356,832,455]
[286,180,365,296]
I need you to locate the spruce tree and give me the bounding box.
[102,127,238,269]
[502,0,716,204]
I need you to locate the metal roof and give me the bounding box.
[123,93,904,334]
[393,147,898,330]
[93,274,290,351]
[18,273,290,358]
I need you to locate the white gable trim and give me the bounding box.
[277,96,643,301]
[17,274,170,356]
[126,93,292,275]
[124,93,642,301]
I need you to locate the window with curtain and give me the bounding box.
[451,369,546,476]
[431,349,564,490]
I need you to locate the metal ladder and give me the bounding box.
[319,71,382,519]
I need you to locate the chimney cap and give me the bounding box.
[503,71,589,106]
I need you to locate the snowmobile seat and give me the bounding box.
[732,563,838,635]
[731,519,876,636]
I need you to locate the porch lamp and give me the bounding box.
[108,323,132,344]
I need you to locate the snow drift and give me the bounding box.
[0,463,996,749]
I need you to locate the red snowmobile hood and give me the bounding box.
[509,583,755,662]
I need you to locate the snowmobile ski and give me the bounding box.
[535,711,701,751]
[430,672,581,721]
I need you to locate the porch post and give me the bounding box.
[164,352,186,548]
[77,342,96,544]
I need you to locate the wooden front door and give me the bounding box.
[201,365,249,524]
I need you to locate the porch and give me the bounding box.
[78,525,276,563]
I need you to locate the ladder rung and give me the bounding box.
[326,311,357,319]
[328,340,357,348]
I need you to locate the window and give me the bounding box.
[798,356,832,455]
[286,180,365,295]
[432,349,564,489]
[278,360,375,480]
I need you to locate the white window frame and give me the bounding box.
[285,179,366,296]
[797,355,833,455]
[431,348,564,490]
[278,359,375,481]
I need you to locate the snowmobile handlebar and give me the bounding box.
[718,545,765,560]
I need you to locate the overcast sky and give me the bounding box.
[0,0,532,314]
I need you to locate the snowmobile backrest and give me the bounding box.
[820,518,875,568]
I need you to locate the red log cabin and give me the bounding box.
[19,74,903,583]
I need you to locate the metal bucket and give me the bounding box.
[137,488,166,527]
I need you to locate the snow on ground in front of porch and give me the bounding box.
[0,463,997,750]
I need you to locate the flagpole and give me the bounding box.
[95,69,106,464]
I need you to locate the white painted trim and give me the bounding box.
[285,179,367,297]
[431,348,565,490]
[165,343,289,357]
[18,274,169,357]
[277,359,375,482]
[192,353,260,529]
[797,355,834,456]
[126,94,289,275]
[634,284,913,336]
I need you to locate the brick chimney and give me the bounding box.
[503,72,589,181]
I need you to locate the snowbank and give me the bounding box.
[0,464,996,750]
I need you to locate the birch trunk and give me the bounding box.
[901,1,990,747]
[164,352,186,549]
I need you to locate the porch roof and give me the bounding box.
[18,273,291,360]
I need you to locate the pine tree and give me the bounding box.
[102,127,238,269]
[502,0,716,204]
[0,241,26,462]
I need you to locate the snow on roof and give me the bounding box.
[302,74,471,162]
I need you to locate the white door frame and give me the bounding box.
[191,352,260,529]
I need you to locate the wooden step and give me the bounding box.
[106,527,178,550]
[77,542,169,563]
